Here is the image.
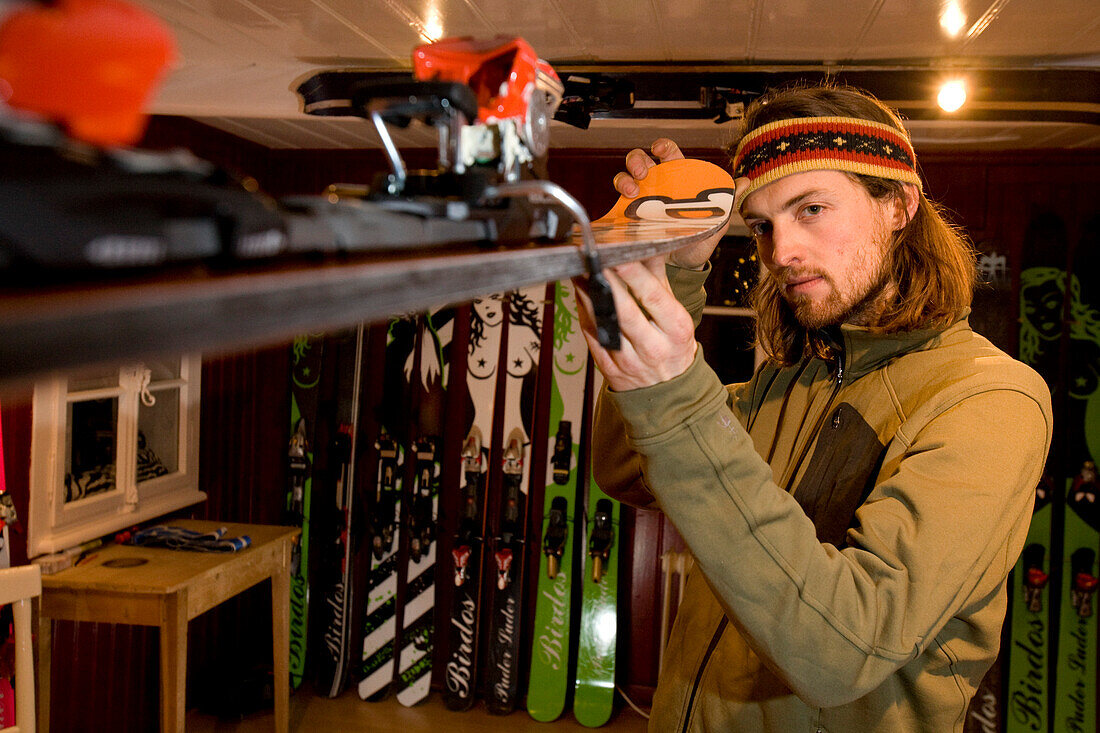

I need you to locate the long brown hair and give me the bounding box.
[726,83,978,366]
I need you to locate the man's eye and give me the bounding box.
[749,222,771,236]
[803,204,823,216]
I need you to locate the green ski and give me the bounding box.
[1055,462,1099,731]
[1007,215,1068,733]
[287,332,324,690]
[1053,221,1100,732]
[573,367,620,728]
[1006,475,1054,733]
[527,281,589,722]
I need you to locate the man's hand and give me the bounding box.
[613,138,727,270]
[574,256,697,392]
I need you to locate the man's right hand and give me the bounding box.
[612,138,727,271]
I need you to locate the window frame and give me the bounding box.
[27,355,205,557]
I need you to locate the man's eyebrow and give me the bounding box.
[742,189,830,219]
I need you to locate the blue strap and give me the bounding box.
[128,525,251,552]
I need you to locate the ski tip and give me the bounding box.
[357,682,392,703]
[574,707,614,728]
[527,703,565,723]
[574,686,615,728]
[486,700,517,716]
[442,693,477,712]
[396,690,431,708]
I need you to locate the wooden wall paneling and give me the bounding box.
[0,398,31,568]
[196,344,290,526]
[142,117,274,189]
[187,344,289,718]
[620,508,688,707]
[921,158,990,236]
[262,148,440,197]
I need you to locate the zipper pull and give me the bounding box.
[836,358,844,385]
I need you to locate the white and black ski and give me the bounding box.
[443,295,509,710]
[359,316,416,700]
[393,308,456,706]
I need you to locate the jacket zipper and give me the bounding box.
[680,353,845,729]
[779,355,846,492]
[680,616,730,733]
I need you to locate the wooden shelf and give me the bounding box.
[0,222,728,390]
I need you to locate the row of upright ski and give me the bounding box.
[285,280,621,724]
[1003,212,1100,733]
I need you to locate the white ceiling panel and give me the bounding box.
[748,0,888,62]
[836,1,980,62]
[122,0,1098,150]
[962,0,1100,57]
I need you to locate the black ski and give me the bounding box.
[313,326,366,697]
[484,285,547,715]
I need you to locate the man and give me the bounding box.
[574,84,1053,732]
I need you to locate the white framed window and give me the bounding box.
[27,355,204,557]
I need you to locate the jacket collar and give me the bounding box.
[819,309,971,381]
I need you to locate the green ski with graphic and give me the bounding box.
[1007,213,1071,733]
[573,367,620,728]
[1055,461,1099,732]
[1053,219,1100,733]
[527,281,589,722]
[287,333,324,690]
[1007,266,1059,733]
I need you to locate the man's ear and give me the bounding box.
[889,183,920,231]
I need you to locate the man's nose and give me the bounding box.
[768,222,804,268]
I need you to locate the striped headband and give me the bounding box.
[731,116,921,210]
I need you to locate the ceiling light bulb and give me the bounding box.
[939,2,967,36]
[420,4,443,43]
[938,80,967,112]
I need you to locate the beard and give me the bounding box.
[782,269,892,328]
[777,239,894,329]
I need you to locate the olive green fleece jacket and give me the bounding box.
[593,265,1053,732]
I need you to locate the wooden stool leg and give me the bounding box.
[272,569,290,733]
[35,604,51,733]
[13,598,36,733]
[160,592,187,733]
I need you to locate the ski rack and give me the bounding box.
[0,215,737,391]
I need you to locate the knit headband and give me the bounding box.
[731,116,921,210]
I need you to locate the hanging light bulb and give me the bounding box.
[937,79,967,112]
